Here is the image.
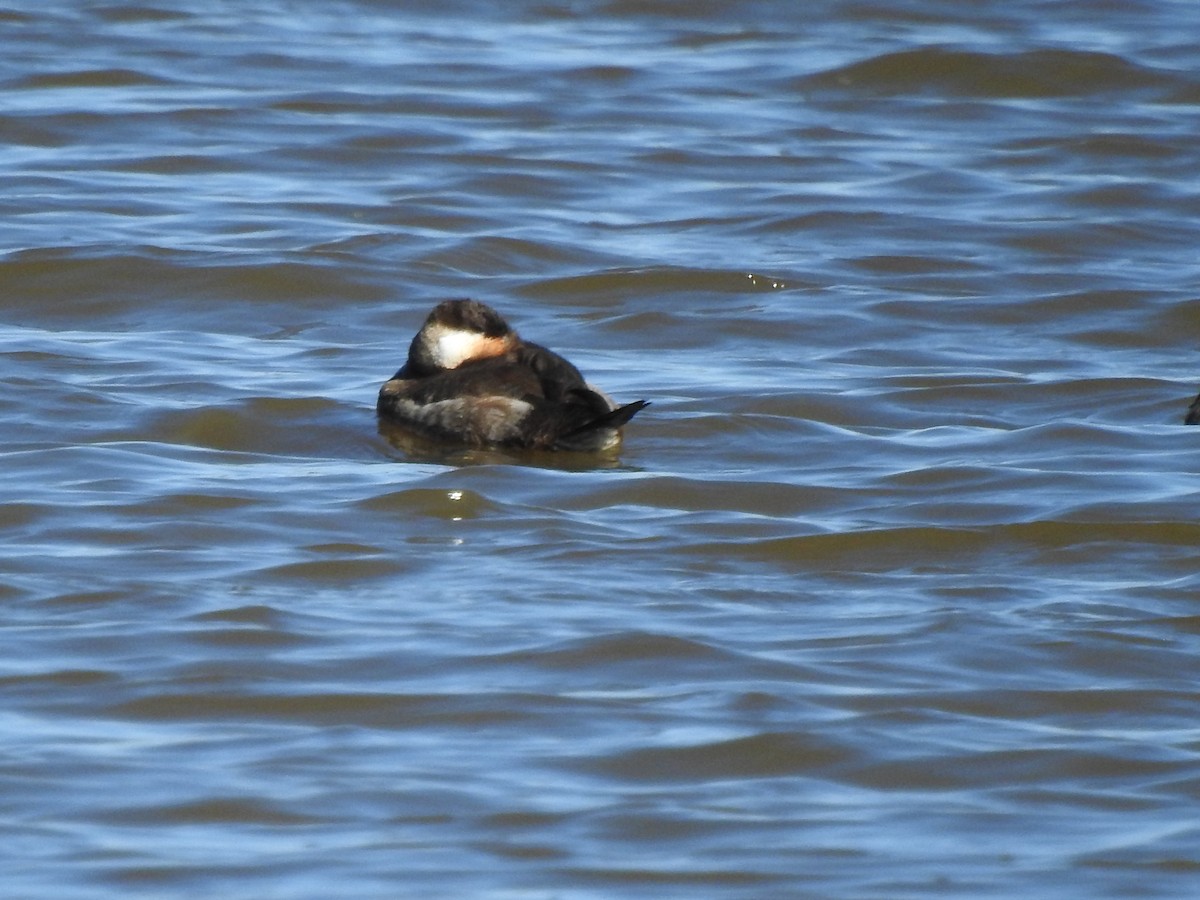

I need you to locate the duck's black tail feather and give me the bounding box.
[562,400,650,438]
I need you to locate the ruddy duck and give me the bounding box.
[377,299,648,451]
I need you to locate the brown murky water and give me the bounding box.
[3,2,1199,897]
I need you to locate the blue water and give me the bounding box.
[2,2,1200,898]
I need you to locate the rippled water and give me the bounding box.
[3,2,1200,897]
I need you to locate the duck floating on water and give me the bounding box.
[377,299,648,451]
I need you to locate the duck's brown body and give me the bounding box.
[377,300,647,451]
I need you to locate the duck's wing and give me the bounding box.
[387,357,543,404]
[514,342,590,401]
[377,359,545,446]
[497,346,650,449]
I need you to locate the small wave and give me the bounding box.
[797,46,1187,99]
[14,68,173,90]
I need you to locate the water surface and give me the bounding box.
[2,1,1200,897]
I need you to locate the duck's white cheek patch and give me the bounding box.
[434,328,482,370]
